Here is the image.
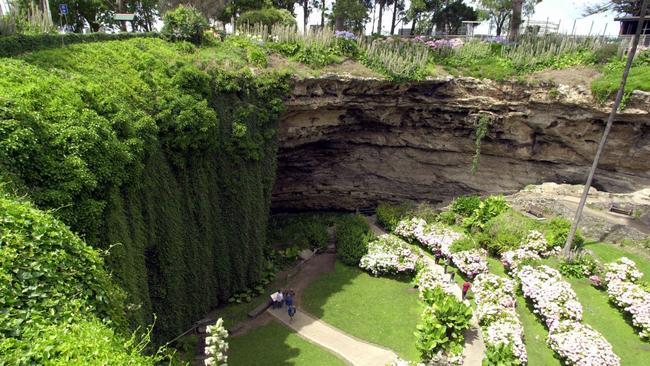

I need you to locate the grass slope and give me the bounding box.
[228,321,347,366]
[586,242,650,280]
[302,261,422,361]
[567,277,650,365]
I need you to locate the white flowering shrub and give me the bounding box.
[501,231,560,272]
[415,267,457,297]
[395,217,464,257]
[450,249,489,278]
[204,318,228,366]
[473,274,527,365]
[359,234,421,276]
[604,257,650,339]
[517,266,619,366]
[517,265,583,330]
[547,321,620,366]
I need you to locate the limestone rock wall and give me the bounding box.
[273,77,650,210]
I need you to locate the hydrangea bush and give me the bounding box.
[518,265,583,329]
[204,318,228,366]
[450,249,489,278]
[547,321,620,366]
[604,258,650,339]
[517,265,619,366]
[415,267,458,297]
[501,231,560,272]
[359,234,421,276]
[473,274,527,365]
[395,217,464,257]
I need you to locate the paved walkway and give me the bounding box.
[267,306,398,366]
[365,216,485,366]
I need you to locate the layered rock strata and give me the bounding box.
[273,77,650,210]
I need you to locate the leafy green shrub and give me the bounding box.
[0,192,127,339]
[593,43,620,64]
[268,214,330,250]
[336,215,373,266]
[481,209,542,254]
[559,251,598,278]
[416,287,472,360]
[462,195,510,232]
[436,210,457,226]
[333,36,360,58]
[294,44,343,67]
[161,5,208,45]
[450,195,481,218]
[450,237,479,253]
[237,8,296,29]
[376,202,412,231]
[0,318,166,365]
[484,343,521,366]
[545,216,584,249]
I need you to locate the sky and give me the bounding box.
[294,0,623,36]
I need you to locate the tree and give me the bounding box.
[585,0,649,16]
[473,0,539,36]
[299,0,310,31]
[330,0,369,31]
[564,0,648,256]
[160,0,229,22]
[390,0,405,34]
[435,0,477,34]
[272,0,297,15]
[508,0,522,40]
[49,0,108,32]
[375,0,389,33]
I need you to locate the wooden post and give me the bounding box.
[563,0,649,257]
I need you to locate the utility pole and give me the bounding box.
[563,0,648,257]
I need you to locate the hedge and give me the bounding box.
[0,32,158,57]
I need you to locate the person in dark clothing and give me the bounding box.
[288,305,297,322]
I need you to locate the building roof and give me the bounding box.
[615,16,649,21]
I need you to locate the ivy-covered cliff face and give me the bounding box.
[0,38,290,343]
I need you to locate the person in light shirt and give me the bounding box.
[270,290,284,308]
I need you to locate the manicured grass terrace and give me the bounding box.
[302,261,423,361]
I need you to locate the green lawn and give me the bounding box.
[302,261,423,361]
[228,321,347,366]
[567,277,650,366]
[586,242,650,280]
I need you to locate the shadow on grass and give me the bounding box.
[228,320,346,366]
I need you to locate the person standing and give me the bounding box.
[285,289,294,307]
[288,305,297,322]
[462,281,471,300]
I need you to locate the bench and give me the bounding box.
[609,203,634,216]
[247,298,273,318]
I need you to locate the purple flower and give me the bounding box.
[334,30,356,40]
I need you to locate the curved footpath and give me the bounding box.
[267,307,398,366]
[365,216,485,366]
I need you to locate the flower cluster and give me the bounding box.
[334,30,356,40]
[518,266,619,366]
[501,231,559,272]
[395,217,464,257]
[204,318,228,366]
[451,249,489,278]
[416,37,464,50]
[473,274,527,365]
[547,320,620,366]
[415,267,457,297]
[517,265,583,330]
[604,257,650,339]
[359,234,420,276]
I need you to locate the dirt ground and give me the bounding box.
[528,66,602,89]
